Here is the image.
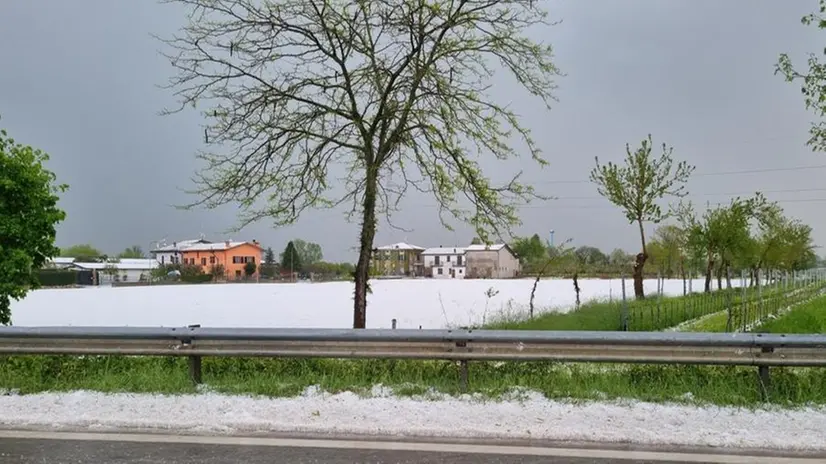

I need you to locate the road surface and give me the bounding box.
[0,430,824,464]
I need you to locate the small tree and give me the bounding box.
[243,261,257,278]
[291,240,323,266]
[118,245,146,259]
[264,247,276,265]
[1,122,67,323]
[590,135,694,299]
[61,244,102,261]
[280,241,302,276]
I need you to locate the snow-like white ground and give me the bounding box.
[10,278,711,329]
[1,389,824,450]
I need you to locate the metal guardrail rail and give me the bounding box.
[2,326,826,394]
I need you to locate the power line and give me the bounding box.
[535,164,826,185]
[551,186,826,201]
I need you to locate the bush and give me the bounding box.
[35,269,77,287]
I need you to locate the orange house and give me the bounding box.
[180,240,264,280]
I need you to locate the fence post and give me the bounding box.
[757,268,763,322]
[186,324,202,385]
[725,269,734,332]
[741,270,748,332]
[656,272,662,326]
[621,275,629,331]
[391,318,397,330]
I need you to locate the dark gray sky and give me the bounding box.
[1,0,824,262]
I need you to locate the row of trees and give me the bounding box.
[60,244,146,262]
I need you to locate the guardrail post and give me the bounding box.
[455,332,469,393]
[391,319,397,329]
[186,324,202,385]
[758,347,773,401]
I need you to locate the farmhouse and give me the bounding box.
[422,246,466,279]
[465,243,520,279]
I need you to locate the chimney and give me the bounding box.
[225,240,231,247]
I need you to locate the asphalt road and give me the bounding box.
[1,431,824,464]
[0,437,683,464]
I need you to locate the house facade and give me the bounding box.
[422,246,466,279]
[150,238,212,265]
[465,243,520,279]
[180,240,264,279]
[371,242,425,276]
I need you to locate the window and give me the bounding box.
[398,253,404,262]
[201,258,207,266]
[437,268,443,275]
[122,274,128,281]
[209,256,216,264]
[161,256,165,264]
[447,255,451,262]
[434,256,440,265]
[457,256,463,266]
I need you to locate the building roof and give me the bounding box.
[48,257,76,265]
[72,259,160,271]
[465,243,508,252]
[183,240,262,252]
[150,239,212,253]
[422,246,466,255]
[375,242,425,251]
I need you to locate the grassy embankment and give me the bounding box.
[487,279,822,332]
[677,281,826,333]
[2,280,825,407]
[754,293,826,333]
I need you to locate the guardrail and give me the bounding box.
[2,326,826,397]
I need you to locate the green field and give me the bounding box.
[489,279,825,332]
[2,355,825,407]
[754,294,826,333]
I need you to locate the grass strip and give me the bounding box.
[755,294,826,333]
[677,286,826,333]
[488,280,826,332]
[2,355,826,408]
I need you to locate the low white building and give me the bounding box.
[465,243,520,279]
[72,258,160,284]
[422,246,466,279]
[150,238,212,265]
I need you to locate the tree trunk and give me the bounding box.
[724,260,732,289]
[352,170,379,329]
[716,262,723,290]
[634,220,647,299]
[704,258,715,293]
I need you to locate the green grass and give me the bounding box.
[2,355,826,407]
[487,281,826,332]
[678,285,826,333]
[755,294,826,333]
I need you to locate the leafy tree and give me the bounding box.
[777,1,826,151]
[159,0,561,328]
[280,241,302,274]
[590,135,694,298]
[291,239,323,266]
[0,123,67,324]
[510,234,547,268]
[470,237,484,245]
[118,245,145,259]
[264,247,276,265]
[61,244,102,260]
[608,248,632,267]
[243,261,257,278]
[646,225,686,278]
[573,246,608,267]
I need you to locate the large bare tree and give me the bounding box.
[158,0,561,328]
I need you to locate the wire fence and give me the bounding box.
[614,269,826,332]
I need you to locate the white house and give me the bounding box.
[422,246,466,279]
[70,258,160,284]
[45,257,77,269]
[150,238,212,265]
